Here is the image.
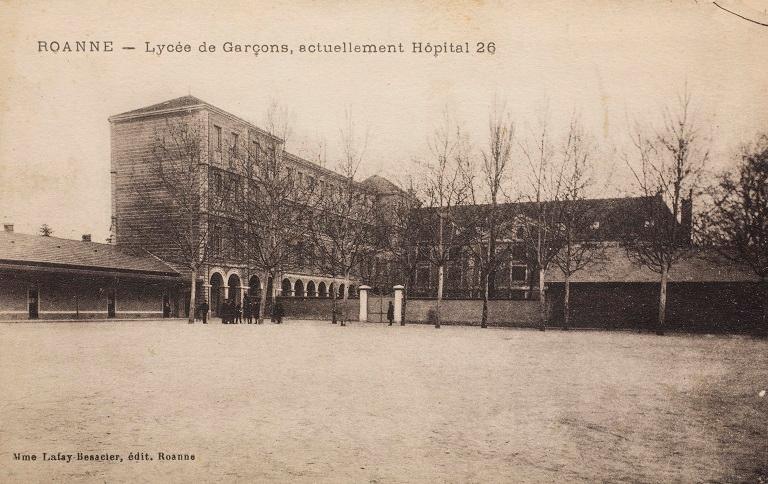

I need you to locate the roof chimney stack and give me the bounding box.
[82,234,91,242]
[3,223,13,233]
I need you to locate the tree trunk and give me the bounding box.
[538,267,546,331]
[757,279,767,338]
[436,263,444,328]
[188,269,197,324]
[401,287,407,326]
[563,273,570,330]
[331,292,338,324]
[341,271,350,325]
[481,270,489,328]
[657,266,668,336]
[258,270,269,324]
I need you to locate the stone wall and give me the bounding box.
[403,298,542,327]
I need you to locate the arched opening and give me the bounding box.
[281,278,293,297]
[227,273,242,305]
[294,279,305,298]
[248,275,261,306]
[338,283,345,299]
[306,281,316,297]
[348,285,357,299]
[328,283,335,299]
[318,281,327,298]
[210,272,224,317]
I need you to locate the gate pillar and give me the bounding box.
[358,285,371,322]
[393,285,404,324]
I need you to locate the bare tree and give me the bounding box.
[519,116,563,331]
[232,103,321,323]
[309,109,378,325]
[700,133,768,336]
[39,224,53,237]
[465,105,516,328]
[377,174,423,325]
[551,116,606,330]
[134,118,223,323]
[420,113,474,328]
[622,90,707,335]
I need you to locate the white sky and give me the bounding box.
[1,0,766,242]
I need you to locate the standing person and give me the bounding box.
[274,300,284,324]
[200,301,209,324]
[244,299,253,324]
[235,301,243,324]
[254,300,261,324]
[222,300,230,324]
[387,301,395,326]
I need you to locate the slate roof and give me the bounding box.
[111,95,207,118]
[0,232,180,276]
[547,244,758,283]
[361,175,405,195]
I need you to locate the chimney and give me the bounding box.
[3,223,13,233]
[82,234,92,242]
[681,190,693,244]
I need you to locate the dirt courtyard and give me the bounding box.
[1,319,766,483]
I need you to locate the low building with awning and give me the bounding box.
[0,229,182,321]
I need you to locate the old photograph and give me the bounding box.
[0,0,766,482]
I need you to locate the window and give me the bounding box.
[516,226,526,239]
[215,173,223,194]
[511,265,527,282]
[231,133,239,157]
[591,221,600,230]
[511,244,526,261]
[214,126,222,152]
[252,140,260,164]
[212,226,222,255]
[416,264,431,287]
[644,220,654,228]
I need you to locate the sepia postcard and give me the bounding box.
[1,1,766,482]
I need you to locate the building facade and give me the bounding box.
[0,227,182,320]
[109,96,401,317]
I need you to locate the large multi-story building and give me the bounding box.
[109,96,403,317]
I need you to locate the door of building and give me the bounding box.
[28,287,39,319]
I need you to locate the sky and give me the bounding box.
[0,0,766,242]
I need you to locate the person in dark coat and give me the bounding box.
[200,301,209,324]
[222,300,230,324]
[244,299,253,324]
[387,301,395,326]
[235,302,243,324]
[273,300,284,324]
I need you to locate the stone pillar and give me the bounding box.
[393,285,404,324]
[238,285,247,306]
[223,285,229,300]
[358,285,371,323]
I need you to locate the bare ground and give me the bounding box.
[0,319,766,483]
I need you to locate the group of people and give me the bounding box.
[215,298,284,324]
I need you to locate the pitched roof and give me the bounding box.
[361,175,405,194]
[547,244,758,283]
[0,232,180,276]
[111,95,207,118]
